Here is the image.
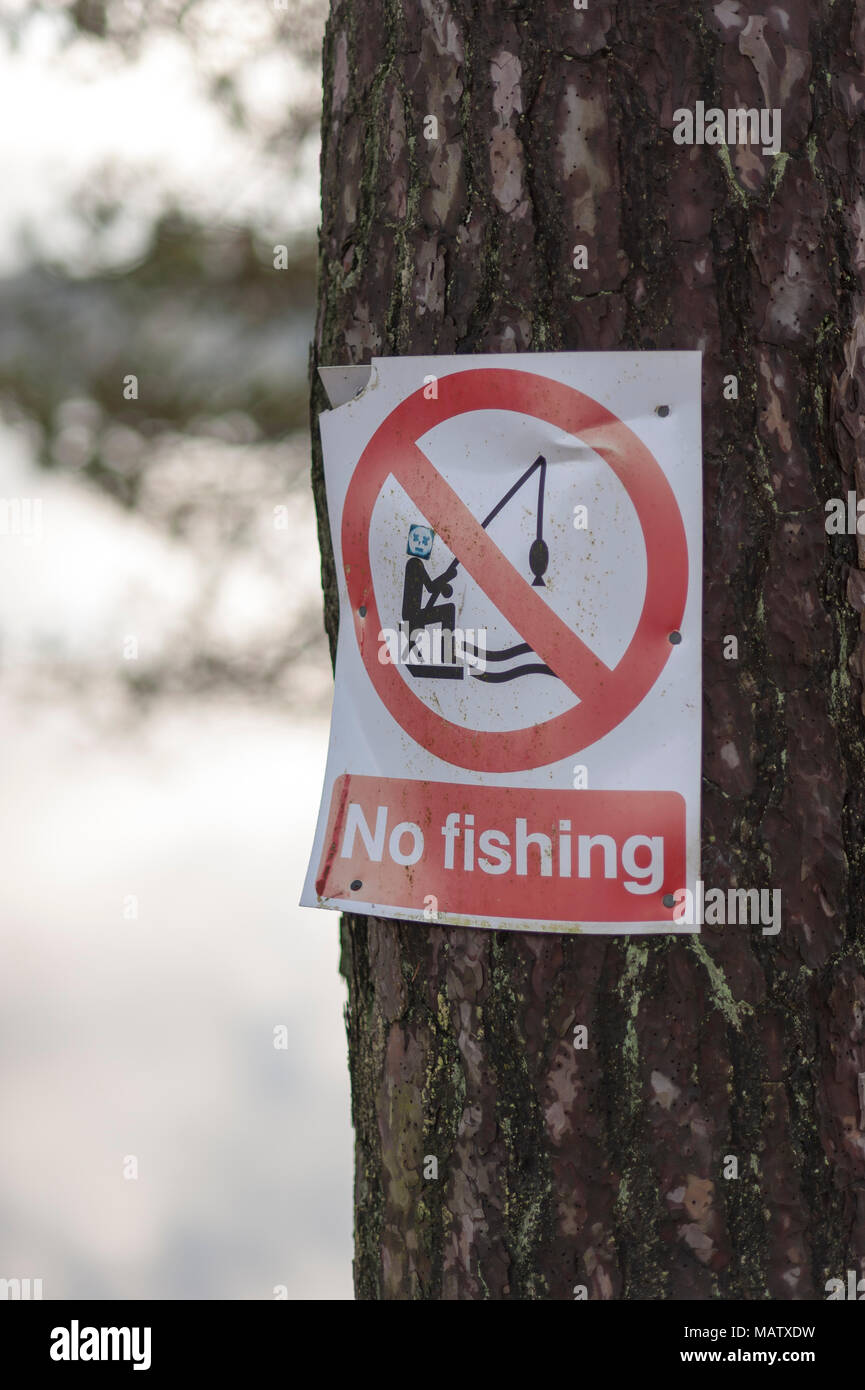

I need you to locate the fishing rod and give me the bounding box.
[432,454,549,593]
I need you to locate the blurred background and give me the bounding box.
[0,0,352,1299]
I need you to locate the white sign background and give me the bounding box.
[301,352,702,934]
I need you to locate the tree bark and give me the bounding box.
[311,0,865,1300]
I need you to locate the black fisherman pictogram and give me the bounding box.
[400,455,558,682]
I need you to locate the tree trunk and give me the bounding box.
[311,0,865,1300]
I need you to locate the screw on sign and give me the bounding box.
[341,368,689,772]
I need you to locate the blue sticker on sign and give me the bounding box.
[407,524,433,558]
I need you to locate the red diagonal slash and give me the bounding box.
[340,367,689,773]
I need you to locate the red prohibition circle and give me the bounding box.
[341,367,689,773]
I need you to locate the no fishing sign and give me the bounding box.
[301,353,702,935]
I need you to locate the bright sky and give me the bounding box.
[0,2,350,1302]
[0,6,324,271]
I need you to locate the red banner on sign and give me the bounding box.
[316,776,685,925]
